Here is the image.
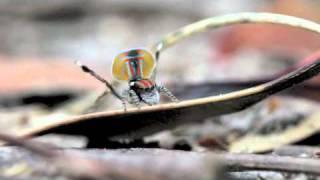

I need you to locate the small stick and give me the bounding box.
[152,12,320,53]
[216,153,320,175]
[150,12,320,80]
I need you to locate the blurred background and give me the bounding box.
[1,0,320,93]
[0,0,320,149]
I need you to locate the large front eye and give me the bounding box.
[130,82,135,87]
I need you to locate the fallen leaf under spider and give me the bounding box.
[4,60,320,142]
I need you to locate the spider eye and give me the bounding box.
[130,82,135,86]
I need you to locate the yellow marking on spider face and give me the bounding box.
[112,49,156,81]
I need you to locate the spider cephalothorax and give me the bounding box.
[127,79,160,106]
[77,48,177,110]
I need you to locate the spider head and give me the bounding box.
[129,79,160,105]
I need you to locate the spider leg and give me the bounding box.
[121,99,127,111]
[85,89,110,113]
[154,43,163,62]
[75,61,126,106]
[157,85,179,102]
[94,89,110,104]
[155,49,160,62]
[128,89,141,108]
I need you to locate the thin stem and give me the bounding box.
[216,153,320,175]
[152,12,320,53]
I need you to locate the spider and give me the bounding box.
[76,48,178,110]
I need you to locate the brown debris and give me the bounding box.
[0,133,223,180]
[0,56,102,94]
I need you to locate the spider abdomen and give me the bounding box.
[112,49,156,81]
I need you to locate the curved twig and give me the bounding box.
[150,12,320,80]
[152,12,320,53]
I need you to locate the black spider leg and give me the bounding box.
[129,88,152,106]
[154,42,163,63]
[157,85,179,102]
[75,61,127,110]
[155,50,160,62]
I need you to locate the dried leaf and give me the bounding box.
[3,60,318,142]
